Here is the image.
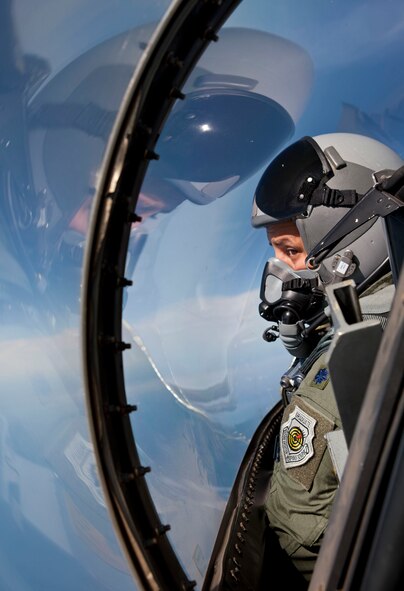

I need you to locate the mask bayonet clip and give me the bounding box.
[262,324,279,342]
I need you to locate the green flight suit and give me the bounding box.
[265,276,393,582]
[265,353,341,581]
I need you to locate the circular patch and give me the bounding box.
[281,406,317,468]
[288,427,304,451]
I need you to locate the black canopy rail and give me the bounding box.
[83,1,241,590]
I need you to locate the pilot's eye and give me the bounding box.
[287,248,298,256]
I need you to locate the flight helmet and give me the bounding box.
[253,133,403,288]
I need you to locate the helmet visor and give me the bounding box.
[254,136,332,222]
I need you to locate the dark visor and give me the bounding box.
[255,136,332,221]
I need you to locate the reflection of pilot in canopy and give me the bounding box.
[252,133,403,585]
[121,29,314,412]
[2,24,313,321]
[146,27,313,206]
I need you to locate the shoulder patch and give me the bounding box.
[280,397,335,490]
[310,366,330,390]
[280,406,316,468]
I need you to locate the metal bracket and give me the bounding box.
[325,429,348,482]
[325,280,383,446]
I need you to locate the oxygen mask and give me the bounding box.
[259,258,326,358]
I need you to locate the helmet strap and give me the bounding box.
[310,185,361,207]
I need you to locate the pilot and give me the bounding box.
[251,132,403,584]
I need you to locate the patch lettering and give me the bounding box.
[280,406,317,468]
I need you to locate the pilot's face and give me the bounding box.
[267,220,307,271]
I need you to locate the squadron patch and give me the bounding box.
[311,366,330,390]
[280,397,335,490]
[280,406,317,468]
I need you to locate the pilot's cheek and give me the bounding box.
[290,256,307,272]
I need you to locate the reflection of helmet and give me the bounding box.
[7,25,313,289]
[145,27,313,203]
[149,89,293,202]
[253,133,403,287]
